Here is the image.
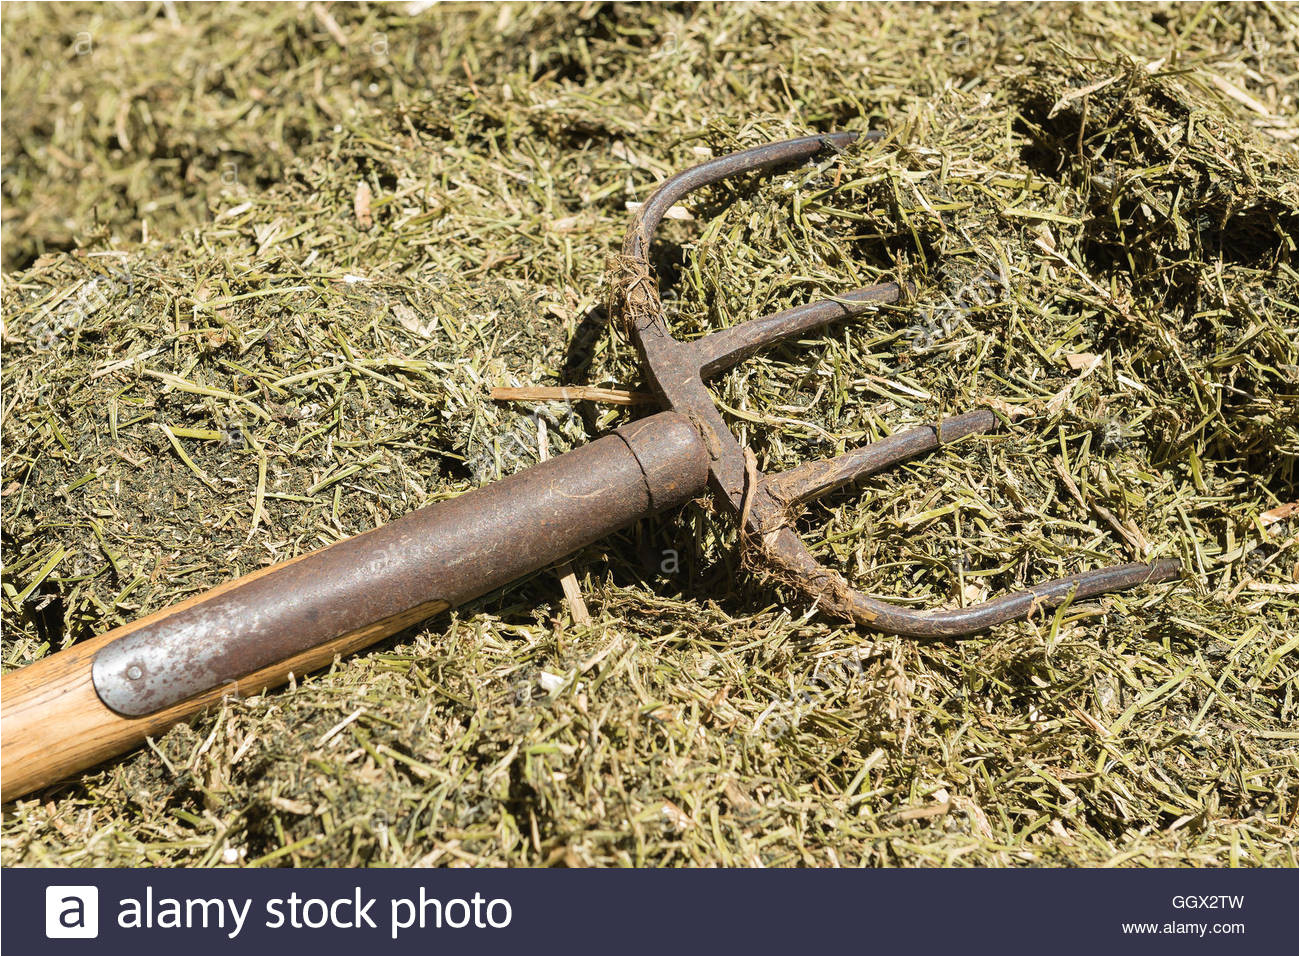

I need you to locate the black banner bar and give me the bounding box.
[5,867,1296,956]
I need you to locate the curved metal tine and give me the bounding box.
[765,522,1182,639]
[764,409,997,506]
[626,131,870,263]
[692,281,908,378]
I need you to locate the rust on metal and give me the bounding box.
[93,412,709,716]
[610,131,1181,638]
[94,132,1182,718]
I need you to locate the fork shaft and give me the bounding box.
[1,412,709,801]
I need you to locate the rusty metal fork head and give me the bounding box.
[612,132,1180,638]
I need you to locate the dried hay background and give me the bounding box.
[1,2,1296,867]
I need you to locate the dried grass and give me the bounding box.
[2,1,1295,867]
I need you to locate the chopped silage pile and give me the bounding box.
[1,2,1296,867]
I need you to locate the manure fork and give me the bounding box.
[0,132,1180,801]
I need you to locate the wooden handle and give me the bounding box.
[2,412,709,801]
[1,546,449,802]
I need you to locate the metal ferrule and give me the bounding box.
[92,412,709,717]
